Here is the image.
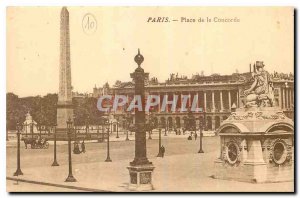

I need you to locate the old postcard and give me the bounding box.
[6,7,294,192]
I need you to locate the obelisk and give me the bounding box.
[57,7,73,129]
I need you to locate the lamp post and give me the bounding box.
[51,126,59,166]
[157,128,163,157]
[127,49,154,190]
[13,122,23,176]
[126,127,130,141]
[116,121,119,138]
[65,117,76,182]
[110,121,113,135]
[198,112,205,153]
[101,118,105,142]
[105,121,112,162]
[125,116,130,141]
[125,112,131,141]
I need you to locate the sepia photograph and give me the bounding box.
[6,6,294,192]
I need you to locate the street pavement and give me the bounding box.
[6,132,293,192]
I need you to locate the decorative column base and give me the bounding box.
[65,174,77,182]
[13,168,23,176]
[127,165,155,191]
[51,160,59,166]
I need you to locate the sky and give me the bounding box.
[7,7,294,97]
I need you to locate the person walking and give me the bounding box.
[73,141,81,154]
[161,145,165,158]
[81,140,86,153]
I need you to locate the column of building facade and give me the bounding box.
[292,88,294,107]
[285,89,288,109]
[288,88,290,108]
[212,116,215,131]
[204,91,207,112]
[278,88,282,108]
[282,87,285,109]
[188,92,191,108]
[285,88,289,108]
[164,92,169,113]
[220,91,224,112]
[196,92,199,112]
[173,92,176,113]
[236,90,239,108]
[212,91,215,112]
[289,88,292,108]
[287,89,290,108]
[228,90,231,110]
[180,92,183,112]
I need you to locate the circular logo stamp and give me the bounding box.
[82,13,97,35]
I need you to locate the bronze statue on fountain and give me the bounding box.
[243,61,275,108]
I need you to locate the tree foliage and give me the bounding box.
[7,93,104,130]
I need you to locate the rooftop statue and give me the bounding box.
[243,61,275,108]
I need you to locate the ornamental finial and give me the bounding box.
[134,48,144,67]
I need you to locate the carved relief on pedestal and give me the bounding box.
[268,138,293,166]
[222,137,243,166]
[227,110,288,121]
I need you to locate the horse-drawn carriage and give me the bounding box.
[22,136,49,149]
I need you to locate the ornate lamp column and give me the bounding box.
[127,49,154,191]
[105,121,112,162]
[198,116,204,153]
[51,126,59,166]
[116,121,119,138]
[125,114,130,141]
[65,117,76,182]
[13,122,23,176]
[157,128,163,157]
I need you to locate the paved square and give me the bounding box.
[6,133,293,192]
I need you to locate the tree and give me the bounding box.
[7,92,105,130]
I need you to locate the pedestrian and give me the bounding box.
[161,145,165,158]
[73,141,81,154]
[194,132,198,140]
[81,140,86,153]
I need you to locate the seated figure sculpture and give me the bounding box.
[243,61,275,108]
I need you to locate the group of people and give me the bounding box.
[35,136,46,145]
[187,132,198,141]
[73,140,86,154]
[174,128,187,135]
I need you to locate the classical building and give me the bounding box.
[93,62,294,131]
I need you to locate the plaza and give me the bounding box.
[6,7,294,192]
[6,132,293,192]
